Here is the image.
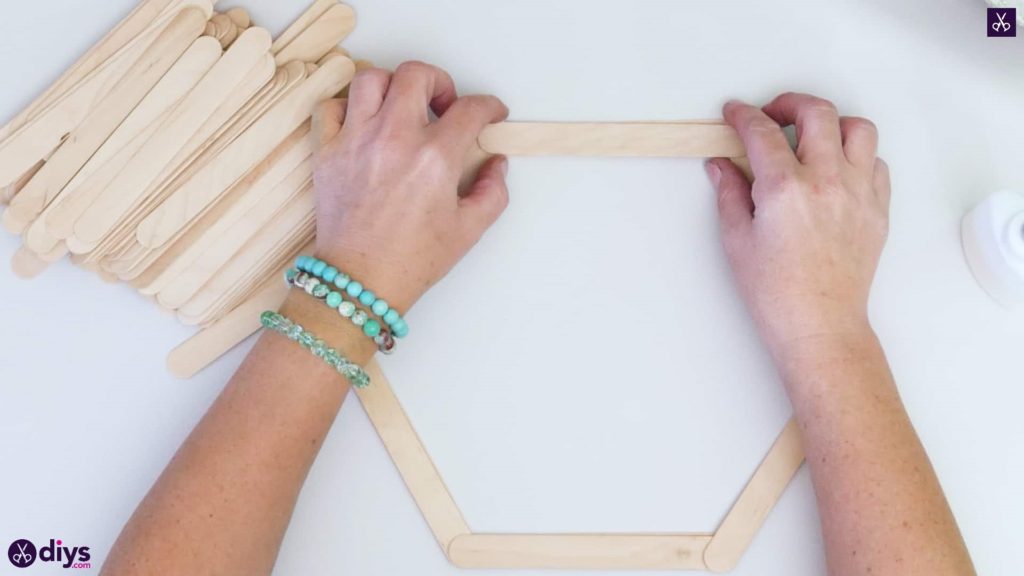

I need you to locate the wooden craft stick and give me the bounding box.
[10,245,51,279]
[166,276,288,378]
[0,0,210,144]
[702,417,804,572]
[103,63,305,262]
[447,533,711,570]
[478,121,745,158]
[0,0,214,175]
[25,36,223,254]
[156,165,310,308]
[72,27,273,246]
[135,55,355,249]
[356,361,472,550]
[134,123,312,293]
[147,135,313,302]
[226,7,251,29]
[273,3,356,66]
[175,200,314,324]
[2,7,209,234]
[112,118,309,283]
[271,0,338,55]
[67,52,277,261]
[0,42,140,189]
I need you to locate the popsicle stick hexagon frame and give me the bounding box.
[0,0,801,563]
[168,121,804,572]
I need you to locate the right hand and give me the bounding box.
[705,93,891,362]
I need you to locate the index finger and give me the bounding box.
[379,61,458,125]
[723,100,797,178]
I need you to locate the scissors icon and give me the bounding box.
[11,542,33,565]
[993,11,1012,32]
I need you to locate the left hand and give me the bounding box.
[311,61,510,313]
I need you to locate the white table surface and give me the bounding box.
[1,0,1022,574]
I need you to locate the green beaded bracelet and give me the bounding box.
[261,311,371,388]
[295,255,409,338]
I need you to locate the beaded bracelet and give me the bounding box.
[285,268,396,354]
[293,255,409,339]
[261,311,371,388]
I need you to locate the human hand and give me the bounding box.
[311,61,510,314]
[705,93,891,362]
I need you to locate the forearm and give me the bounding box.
[103,292,374,576]
[776,328,974,576]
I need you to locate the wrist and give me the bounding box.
[768,321,881,386]
[313,246,420,315]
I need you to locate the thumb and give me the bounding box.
[459,155,510,236]
[706,158,754,234]
[312,98,348,149]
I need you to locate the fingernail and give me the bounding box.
[704,160,721,186]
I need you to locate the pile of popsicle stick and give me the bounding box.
[0,0,366,367]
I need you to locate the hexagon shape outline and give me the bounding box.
[357,360,805,572]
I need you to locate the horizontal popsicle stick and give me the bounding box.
[447,533,711,570]
[478,121,745,158]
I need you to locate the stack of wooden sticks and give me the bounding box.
[0,0,362,342]
[0,0,753,378]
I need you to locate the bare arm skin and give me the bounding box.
[707,93,975,576]
[101,61,509,576]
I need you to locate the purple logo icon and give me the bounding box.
[988,7,1016,37]
[8,539,36,568]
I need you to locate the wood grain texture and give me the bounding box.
[2,7,209,233]
[0,42,138,189]
[67,54,277,258]
[703,417,804,572]
[447,533,711,570]
[175,199,314,325]
[478,121,745,158]
[72,27,272,246]
[155,148,312,306]
[135,55,354,249]
[25,36,223,254]
[356,362,472,550]
[273,3,355,66]
[0,0,212,145]
[133,122,311,293]
[271,0,337,55]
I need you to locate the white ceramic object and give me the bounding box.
[962,190,1024,307]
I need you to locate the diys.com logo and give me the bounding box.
[7,538,92,570]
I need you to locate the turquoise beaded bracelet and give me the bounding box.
[294,255,410,339]
[286,268,396,354]
[261,311,371,388]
